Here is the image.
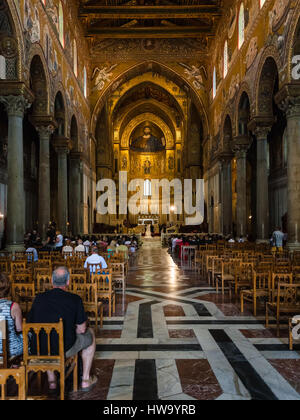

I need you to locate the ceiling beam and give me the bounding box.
[86,25,214,38]
[79,5,221,20]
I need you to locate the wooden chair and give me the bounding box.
[270,273,293,303]
[11,272,33,284]
[14,252,26,260]
[12,283,35,314]
[95,274,115,317]
[0,320,8,369]
[72,283,103,331]
[69,273,88,290]
[36,274,52,294]
[266,283,300,337]
[38,252,51,260]
[0,366,26,400]
[109,262,126,293]
[229,262,254,299]
[211,257,223,291]
[11,261,27,273]
[23,318,78,400]
[241,271,271,316]
[216,260,239,296]
[0,261,9,273]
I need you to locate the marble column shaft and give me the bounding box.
[221,159,232,236]
[255,129,270,242]
[69,153,82,235]
[57,148,69,235]
[234,147,248,237]
[0,95,29,251]
[36,126,54,239]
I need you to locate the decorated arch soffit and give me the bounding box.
[28,45,51,115]
[253,46,281,117]
[285,0,300,84]
[115,98,178,141]
[234,81,254,136]
[220,107,235,149]
[120,113,175,150]
[5,0,25,81]
[90,61,209,140]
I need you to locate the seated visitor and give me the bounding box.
[272,227,285,252]
[83,238,91,255]
[62,239,73,256]
[84,247,108,273]
[27,267,97,392]
[116,241,129,259]
[26,242,39,262]
[0,274,23,360]
[74,239,85,254]
[55,230,64,251]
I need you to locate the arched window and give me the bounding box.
[83,67,87,98]
[0,55,6,79]
[59,1,64,47]
[224,41,228,78]
[260,0,266,8]
[144,180,152,197]
[73,39,78,77]
[212,67,216,99]
[238,3,245,49]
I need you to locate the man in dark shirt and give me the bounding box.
[28,267,97,393]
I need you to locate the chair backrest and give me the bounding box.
[11,283,35,303]
[36,274,52,293]
[253,271,271,293]
[0,319,7,369]
[271,273,293,302]
[94,273,113,293]
[276,283,300,309]
[14,252,26,260]
[70,273,88,289]
[11,272,33,284]
[0,366,26,400]
[11,261,27,273]
[109,263,125,276]
[38,251,51,260]
[23,318,64,365]
[72,283,97,306]
[0,261,9,273]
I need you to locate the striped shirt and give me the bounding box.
[0,299,23,358]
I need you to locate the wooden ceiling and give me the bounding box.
[79,0,222,39]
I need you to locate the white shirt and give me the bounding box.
[56,234,63,247]
[75,244,85,253]
[26,247,38,262]
[62,245,73,254]
[84,254,108,273]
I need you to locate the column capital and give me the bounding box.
[0,95,31,118]
[53,136,73,154]
[30,115,57,139]
[248,117,274,140]
[275,83,300,118]
[232,135,251,158]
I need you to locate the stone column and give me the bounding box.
[69,152,82,235]
[35,124,56,239]
[53,137,72,235]
[276,85,300,251]
[232,136,251,238]
[219,153,233,236]
[0,95,30,251]
[249,121,272,243]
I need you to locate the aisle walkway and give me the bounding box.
[72,239,300,401]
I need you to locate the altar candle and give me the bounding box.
[296,223,298,243]
[262,223,265,239]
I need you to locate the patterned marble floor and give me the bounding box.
[71,238,300,401]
